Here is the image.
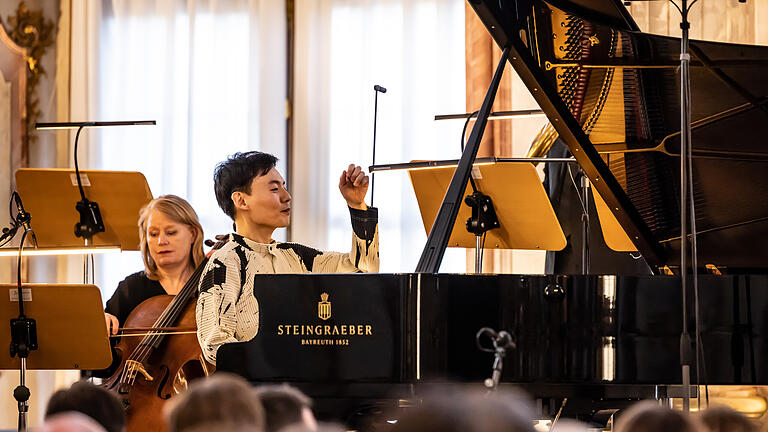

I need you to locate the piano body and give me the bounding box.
[217,0,768,423]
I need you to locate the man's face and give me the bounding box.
[237,167,292,229]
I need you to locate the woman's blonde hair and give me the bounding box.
[138,195,205,280]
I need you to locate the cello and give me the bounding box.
[103,240,224,432]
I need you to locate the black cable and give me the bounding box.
[73,125,88,202]
[0,231,16,248]
[0,193,20,248]
[17,229,28,317]
[686,70,705,408]
[566,164,588,216]
[90,254,95,284]
[461,111,480,193]
[460,111,478,153]
[480,231,487,268]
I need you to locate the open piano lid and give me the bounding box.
[467,0,768,271]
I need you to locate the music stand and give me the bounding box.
[409,161,566,272]
[591,187,637,252]
[14,169,153,251]
[0,284,112,430]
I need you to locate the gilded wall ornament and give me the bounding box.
[1,2,55,147]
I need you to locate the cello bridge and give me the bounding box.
[126,360,154,381]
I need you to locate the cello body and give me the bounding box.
[104,295,213,432]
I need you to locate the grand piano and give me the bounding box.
[217,0,768,425]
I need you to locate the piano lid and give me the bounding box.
[467,0,768,271]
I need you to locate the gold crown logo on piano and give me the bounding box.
[318,292,331,321]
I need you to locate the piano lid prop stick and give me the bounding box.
[371,85,386,207]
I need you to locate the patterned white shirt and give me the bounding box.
[196,207,379,364]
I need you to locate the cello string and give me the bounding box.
[130,261,204,355]
[125,270,203,385]
[131,264,203,361]
[128,260,208,363]
[121,239,224,378]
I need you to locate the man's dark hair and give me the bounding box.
[253,384,313,432]
[214,151,278,220]
[45,381,125,432]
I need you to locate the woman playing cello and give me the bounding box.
[104,195,205,334]
[100,194,211,432]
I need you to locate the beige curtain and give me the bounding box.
[628,0,768,44]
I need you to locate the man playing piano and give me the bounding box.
[196,151,379,364]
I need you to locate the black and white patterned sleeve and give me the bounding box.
[196,247,243,364]
[313,206,379,273]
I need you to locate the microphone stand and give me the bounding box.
[371,85,386,207]
[678,0,693,413]
[622,0,709,412]
[476,327,515,392]
[7,194,38,432]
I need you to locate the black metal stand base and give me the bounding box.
[14,383,30,431]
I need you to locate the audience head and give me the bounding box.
[45,381,125,432]
[138,194,205,278]
[165,373,265,432]
[279,423,344,432]
[700,405,755,432]
[213,151,280,221]
[615,401,700,432]
[253,384,316,432]
[40,412,108,432]
[391,386,535,432]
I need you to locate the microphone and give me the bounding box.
[374,85,387,93]
[475,327,516,351]
[494,331,515,349]
[13,193,38,248]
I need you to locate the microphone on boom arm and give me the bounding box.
[13,193,37,248]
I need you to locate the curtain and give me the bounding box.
[293,0,467,272]
[627,0,768,43]
[0,1,286,427]
[76,0,287,299]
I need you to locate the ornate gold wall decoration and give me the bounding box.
[1,2,55,147]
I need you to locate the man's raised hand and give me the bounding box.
[339,164,369,210]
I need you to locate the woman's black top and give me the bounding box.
[105,271,166,324]
[89,271,166,379]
